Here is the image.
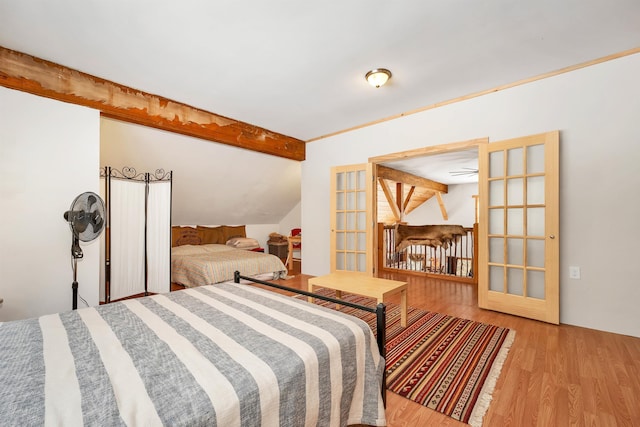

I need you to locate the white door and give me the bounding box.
[478,131,560,324]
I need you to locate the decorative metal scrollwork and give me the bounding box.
[149,168,172,182]
[100,166,171,182]
[122,166,138,179]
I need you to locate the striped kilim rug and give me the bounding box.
[307,290,515,427]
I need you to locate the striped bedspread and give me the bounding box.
[0,283,386,427]
[172,244,287,287]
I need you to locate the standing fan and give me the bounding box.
[64,192,105,310]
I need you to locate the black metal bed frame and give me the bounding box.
[233,271,387,404]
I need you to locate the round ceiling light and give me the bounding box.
[365,68,392,88]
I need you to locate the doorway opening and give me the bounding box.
[368,138,488,282]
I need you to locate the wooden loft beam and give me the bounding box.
[402,186,416,212]
[435,192,449,220]
[395,182,403,213]
[378,178,401,222]
[0,46,305,161]
[377,165,448,194]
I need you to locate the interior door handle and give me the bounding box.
[549,235,556,239]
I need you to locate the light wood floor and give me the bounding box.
[271,269,640,427]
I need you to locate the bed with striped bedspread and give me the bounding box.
[0,283,386,426]
[172,244,288,287]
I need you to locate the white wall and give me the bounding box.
[279,201,302,237]
[244,224,279,250]
[302,54,640,337]
[0,87,101,321]
[405,183,477,227]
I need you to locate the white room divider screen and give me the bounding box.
[146,180,172,295]
[100,167,172,302]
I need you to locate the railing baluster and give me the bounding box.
[380,224,476,281]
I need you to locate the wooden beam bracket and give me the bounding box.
[378,178,401,222]
[436,192,449,220]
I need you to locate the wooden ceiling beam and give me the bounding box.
[402,186,416,212]
[0,46,305,161]
[377,165,448,193]
[436,192,449,220]
[395,182,403,212]
[378,178,401,222]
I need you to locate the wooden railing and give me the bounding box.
[378,223,478,284]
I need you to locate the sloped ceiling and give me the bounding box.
[101,117,300,225]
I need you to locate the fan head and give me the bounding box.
[64,192,106,242]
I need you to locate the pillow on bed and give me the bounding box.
[222,225,246,242]
[197,225,225,244]
[226,237,260,249]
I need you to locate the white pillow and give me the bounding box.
[226,237,260,249]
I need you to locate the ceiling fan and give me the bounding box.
[449,167,478,177]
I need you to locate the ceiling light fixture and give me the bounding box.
[365,68,392,88]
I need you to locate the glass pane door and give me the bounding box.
[479,131,559,324]
[330,164,372,273]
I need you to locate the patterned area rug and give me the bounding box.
[307,290,515,427]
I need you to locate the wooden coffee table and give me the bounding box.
[308,271,408,327]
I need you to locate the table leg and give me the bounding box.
[335,290,342,309]
[400,289,407,327]
[307,283,314,304]
[285,240,293,267]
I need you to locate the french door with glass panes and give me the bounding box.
[478,131,559,324]
[330,163,373,274]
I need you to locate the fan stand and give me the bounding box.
[72,257,79,310]
[71,235,83,310]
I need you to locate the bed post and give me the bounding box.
[234,271,240,283]
[376,302,387,406]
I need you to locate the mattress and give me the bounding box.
[0,282,386,426]
[172,244,287,287]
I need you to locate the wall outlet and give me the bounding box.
[569,266,581,279]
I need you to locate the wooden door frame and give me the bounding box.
[368,137,489,274]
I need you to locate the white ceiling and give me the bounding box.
[1,0,639,144]
[381,149,479,185]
